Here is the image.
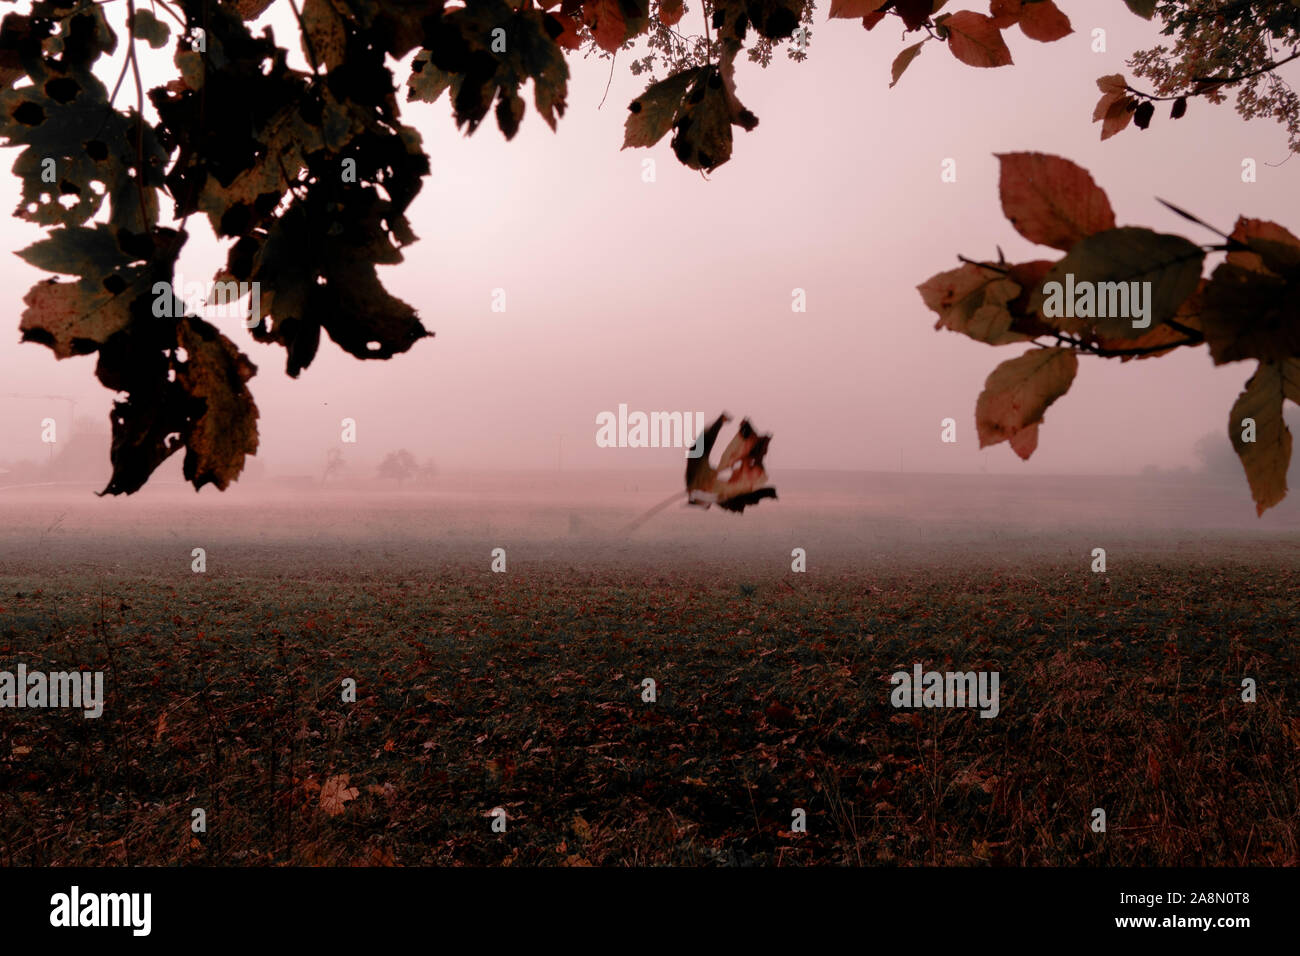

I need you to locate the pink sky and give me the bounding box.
[1,2,1297,478]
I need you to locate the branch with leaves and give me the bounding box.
[919,152,1300,515]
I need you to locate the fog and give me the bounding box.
[2,2,1299,500]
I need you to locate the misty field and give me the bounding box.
[0,471,1297,865]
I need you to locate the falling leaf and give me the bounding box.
[686,413,778,512]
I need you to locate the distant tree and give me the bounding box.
[416,457,438,484]
[322,448,346,485]
[378,449,418,485]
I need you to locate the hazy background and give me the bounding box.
[1,1,1298,499]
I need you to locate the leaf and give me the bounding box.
[975,347,1078,455]
[996,152,1116,252]
[584,0,648,52]
[1200,220,1300,365]
[623,68,702,149]
[668,42,757,172]
[130,9,170,50]
[988,0,1022,28]
[1229,361,1300,515]
[175,317,260,492]
[658,0,685,26]
[1030,228,1205,339]
[890,41,925,88]
[1133,100,1154,129]
[407,50,453,103]
[1122,0,1156,18]
[301,0,347,72]
[19,276,138,359]
[686,414,778,512]
[944,12,1012,68]
[1016,0,1071,42]
[830,0,890,18]
[917,262,1030,344]
[1093,74,1135,140]
[320,773,360,817]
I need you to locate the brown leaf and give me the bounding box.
[1093,74,1135,140]
[996,152,1116,252]
[1229,360,1299,515]
[320,773,359,817]
[945,12,1013,68]
[829,0,889,18]
[976,347,1079,453]
[1017,0,1071,41]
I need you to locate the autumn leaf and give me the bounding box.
[1030,227,1205,339]
[829,0,889,18]
[584,0,649,52]
[1198,217,1300,367]
[943,12,1012,68]
[1229,360,1300,515]
[996,152,1116,252]
[1016,0,1071,42]
[975,347,1078,456]
[320,774,360,817]
[890,41,925,88]
[668,42,758,172]
[175,317,260,492]
[623,68,702,149]
[686,413,778,512]
[301,0,347,71]
[918,262,1029,345]
[1093,74,1136,140]
[658,0,685,27]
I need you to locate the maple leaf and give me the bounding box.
[975,347,1078,457]
[995,152,1116,252]
[685,413,778,512]
[320,773,359,817]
